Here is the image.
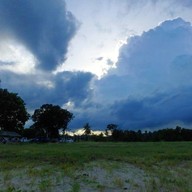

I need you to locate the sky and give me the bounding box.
[0,0,192,130]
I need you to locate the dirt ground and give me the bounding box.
[0,161,154,192]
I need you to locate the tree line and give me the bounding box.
[75,124,192,142]
[107,125,192,142]
[0,88,192,142]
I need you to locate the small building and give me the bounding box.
[0,131,21,143]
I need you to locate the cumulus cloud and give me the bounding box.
[97,18,192,99]
[0,0,78,71]
[90,18,192,129]
[116,18,192,75]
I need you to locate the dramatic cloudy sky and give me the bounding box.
[0,0,192,130]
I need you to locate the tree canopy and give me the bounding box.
[0,89,29,133]
[31,104,74,138]
[105,123,118,136]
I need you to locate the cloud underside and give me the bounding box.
[71,87,192,130]
[0,70,93,111]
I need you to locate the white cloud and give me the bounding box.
[0,38,36,74]
[95,18,192,101]
[64,0,192,77]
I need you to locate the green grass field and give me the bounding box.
[0,142,192,192]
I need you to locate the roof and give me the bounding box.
[0,131,21,137]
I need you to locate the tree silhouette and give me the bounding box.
[31,104,73,138]
[106,124,118,135]
[0,89,29,133]
[83,123,91,141]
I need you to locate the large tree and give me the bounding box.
[0,89,29,133]
[31,104,73,138]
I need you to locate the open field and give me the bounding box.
[0,142,192,192]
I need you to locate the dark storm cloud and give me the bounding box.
[0,0,78,71]
[0,70,94,111]
[70,86,192,130]
[110,88,192,129]
[53,71,94,106]
[69,103,112,130]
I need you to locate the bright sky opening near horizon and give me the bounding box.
[0,0,192,130]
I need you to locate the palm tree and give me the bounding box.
[83,123,91,141]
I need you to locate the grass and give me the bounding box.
[0,142,191,168]
[70,181,80,192]
[0,142,192,191]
